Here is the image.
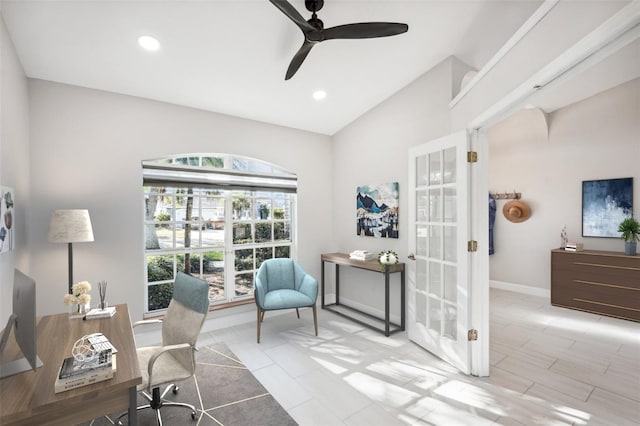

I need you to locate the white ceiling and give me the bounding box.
[2,0,548,135]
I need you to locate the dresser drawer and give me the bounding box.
[551,249,640,322]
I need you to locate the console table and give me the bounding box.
[321,252,405,336]
[551,249,640,322]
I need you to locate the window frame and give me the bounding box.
[143,154,297,314]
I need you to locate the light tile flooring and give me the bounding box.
[193,289,639,425]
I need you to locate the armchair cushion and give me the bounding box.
[263,289,315,310]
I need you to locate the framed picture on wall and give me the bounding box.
[356,182,399,238]
[0,186,15,254]
[582,177,633,238]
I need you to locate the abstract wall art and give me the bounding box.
[582,177,633,238]
[1,186,15,253]
[356,182,399,238]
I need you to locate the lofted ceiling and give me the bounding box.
[2,0,551,135]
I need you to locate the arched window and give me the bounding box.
[142,154,297,313]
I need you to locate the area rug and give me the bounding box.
[83,342,297,426]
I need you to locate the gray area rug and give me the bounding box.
[83,342,296,426]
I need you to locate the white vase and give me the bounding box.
[379,253,397,264]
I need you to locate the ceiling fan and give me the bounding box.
[269,0,409,80]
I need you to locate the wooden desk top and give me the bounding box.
[322,252,405,273]
[0,304,142,426]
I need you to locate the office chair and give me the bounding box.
[254,258,318,343]
[117,272,209,426]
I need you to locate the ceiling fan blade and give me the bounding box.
[286,40,314,80]
[323,22,408,40]
[269,0,316,33]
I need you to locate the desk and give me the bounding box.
[0,304,142,426]
[321,253,405,336]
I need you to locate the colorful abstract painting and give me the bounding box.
[582,178,633,238]
[1,186,15,253]
[357,182,399,238]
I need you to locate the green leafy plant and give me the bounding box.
[618,216,640,242]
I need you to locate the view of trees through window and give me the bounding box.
[143,155,295,313]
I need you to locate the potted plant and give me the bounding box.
[378,250,399,271]
[618,216,639,256]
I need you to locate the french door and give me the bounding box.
[407,130,472,374]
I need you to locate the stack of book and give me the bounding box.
[349,250,375,261]
[54,349,114,393]
[565,242,584,252]
[84,306,116,320]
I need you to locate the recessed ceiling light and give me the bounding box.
[138,35,160,51]
[313,90,327,101]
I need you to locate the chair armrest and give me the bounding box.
[297,274,318,303]
[254,276,266,309]
[147,343,194,383]
[132,319,162,329]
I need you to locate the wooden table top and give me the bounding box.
[0,304,141,425]
[322,252,405,273]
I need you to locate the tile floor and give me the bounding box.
[192,288,639,425]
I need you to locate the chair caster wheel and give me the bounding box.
[172,386,179,394]
[191,410,197,420]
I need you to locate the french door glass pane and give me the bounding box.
[444,187,456,223]
[428,226,442,259]
[443,147,456,184]
[416,155,427,186]
[416,224,427,256]
[443,264,457,304]
[428,261,441,297]
[429,189,442,222]
[429,152,441,185]
[428,297,441,333]
[416,292,427,326]
[416,259,427,292]
[444,226,457,263]
[443,304,457,339]
[417,189,427,222]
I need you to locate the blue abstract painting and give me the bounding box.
[582,178,633,238]
[357,182,399,238]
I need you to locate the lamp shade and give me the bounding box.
[48,209,94,243]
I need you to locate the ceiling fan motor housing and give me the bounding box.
[305,0,324,12]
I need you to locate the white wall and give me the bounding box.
[488,78,640,290]
[27,80,333,321]
[328,57,472,319]
[0,16,31,326]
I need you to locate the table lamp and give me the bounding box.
[47,209,94,294]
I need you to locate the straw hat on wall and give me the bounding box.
[503,200,531,223]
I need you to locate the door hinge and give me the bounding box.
[467,151,478,163]
[467,240,478,252]
[468,329,478,341]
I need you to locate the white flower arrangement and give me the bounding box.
[63,281,92,308]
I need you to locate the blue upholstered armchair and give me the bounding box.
[254,258,318,343]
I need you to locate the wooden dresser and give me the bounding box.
[550,249,640,322]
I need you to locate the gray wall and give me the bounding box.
[0,16,31,324]
[328,57,472,320]
[26,80,333,322]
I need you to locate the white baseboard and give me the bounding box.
[323,293,402,325]
[490,280,550,298]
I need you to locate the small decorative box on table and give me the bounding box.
[321,252,405,336]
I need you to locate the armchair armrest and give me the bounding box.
[297,274,318,303]
[254,276,267,309]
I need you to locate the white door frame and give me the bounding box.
[465,0,640,377]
